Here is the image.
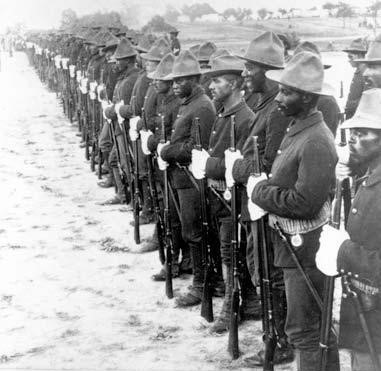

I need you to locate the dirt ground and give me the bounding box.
[0,51,352,370]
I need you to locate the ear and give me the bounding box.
[301,93,313,104]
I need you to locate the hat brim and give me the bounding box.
[236,55,284,69]
[341,114,381,129]
[354,57,381,64]
[114,52,137,60]
[135,46,149,53]
[165,72,201,80]
[202,69,243,78]
[266,69,336,96]
[343,48,367,54]
[140,53,161,61]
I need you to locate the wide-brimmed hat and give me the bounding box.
[343,38,368,54]
[342,89,381,129]
[148,53,176,80]
[197,42,217,62]
[103,34,119,52]
[165,50,201,79]
[355,34,381,63]
[96,30,116,48]
[113,38,137,59]
[115,26,129,37]
[141,38,171,61]
[169,27,179,34]
[294,41,331,69]
[266,51,335,96]
[203,55,244,78]
[237,31,285,69]
[135,35,153,53]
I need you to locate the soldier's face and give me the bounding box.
[154,79,171,94]
[209,76,233,102]
[242,62,266,92]
[146,60,159,74]
[347,52,361,68]
[363,64,381,90]
[199,61,210,70]
[275,85,304,117]
[116,59,129,71]
[349,128,381,165]
[173,77,193,98]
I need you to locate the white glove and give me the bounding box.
[61,57,69,70]
[115,100,124,124]
[190,148,210,180]
[336,162,352,181]
[316,224,349,276]
[157,141,169,157]
[224,149,243,188]
[140,130,153,155]
[80,77,88,94]
[129,115,140,141]
[69,64,76,78]
[246,173,267,199]
[102,102,113,119]
[337,144,350,165]
[248,200,267,221]
[76,70,82,83]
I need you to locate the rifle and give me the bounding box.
[130,97,140,244]
[227,115,240,359]
[96,68,105,180]
[342,274,381,371]
[89,67,97,172]
[251,136,276,371]
[142,110,165,264]
[194,117,213,323]
[160,113,173,299]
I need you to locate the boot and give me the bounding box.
[173,227,192,274]
[136,226,159,253]
[98,168,127,205]
[151,262,180,281]
[97,172,114,188]
[244,343,294,367]
[210,264,232,334]
[175,245,204,307]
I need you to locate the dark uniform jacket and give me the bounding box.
[252,111,337,267]
[232,89,291,221]
[119,70,150,119]
[205,100,254,180]
[147,91,181,153]
[337,162,381,352]
[345,67,365,120]
[87,54,105,82]
[317,95,340,137]
[161,85,216,189]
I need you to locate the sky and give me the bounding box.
[0,0,375,32]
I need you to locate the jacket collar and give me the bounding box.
[287,111,323,137]
[362,161,381,187]
[182,85,204,106]
[218,100,246,118]
[253,86,278,112]
[117,65,138,81]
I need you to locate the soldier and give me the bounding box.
[317,88,381,371]
[226,31,295,365]
[169,28,181,56]
[189,55,255,332]
[157,50,216,306]
[246,51,339,370]
[140,53,191,279]
[101,38,140,205]
[343,38,368,119]
[194,42,217,99]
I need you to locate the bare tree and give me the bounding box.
[336,2,355,28]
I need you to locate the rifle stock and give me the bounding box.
[227,115,240,359]
[194,117,213,323]
[251,135,276,370]
[160,113,173,299]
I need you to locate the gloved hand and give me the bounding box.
[337,143,350,165]
[246,173,268,199]
[190,148,210,180]
[69,64,76,78]
[157,141,169,157]
[316,224,349,276]
[224,149,243,187]
[115,100,124,124]
[128,115,139,140]
[140,130,153,155]
[102,102,112,119]
[248,200,267,221]
[336,162,352,181]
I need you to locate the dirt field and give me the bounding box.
[0,48,353,370]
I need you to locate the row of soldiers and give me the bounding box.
[25,25,381,371]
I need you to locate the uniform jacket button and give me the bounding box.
[352,208,358,214]
[277,150,282,155]
[268,173,273,178]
